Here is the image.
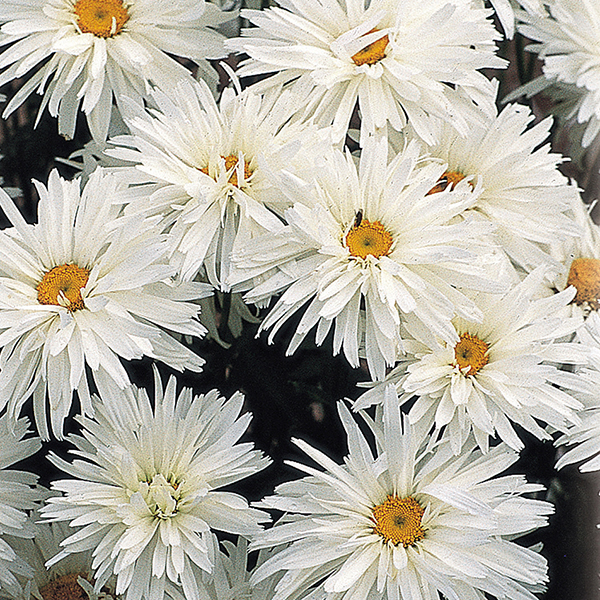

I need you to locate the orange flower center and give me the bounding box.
[73,0,129,38]
[372,495,425,547]
[201,155,252,187]
[567,258,600,310]
[345,218,393,259]
[427,170,471,195]
[40,573,89,600]
[351,28,389,66]
[454,332,489,376]
[37,264,90,312]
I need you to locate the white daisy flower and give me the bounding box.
[250,390,553,600]
[0,415,44,599]
[509,0,600,148]
[108,79,330,287]
[546,192,600,339]
[555,349,600,473]
[390,98,581,272]
[227,0,505,144]
[229,135,504,380]
[0,168,209,439]
[42,372,271,600]
[356,270,590,452]
[4,515,117,600]
[0,0,233,141]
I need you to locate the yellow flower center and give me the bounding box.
[345,218,393,259]
[73,0,130,38]
[37,264,90,312]
[427,170,470,195]
[40,573,89,600]
[372,495,425,547]
[454,332,489,376]
[200,154,252,188]
[351,29,389,66]
[567,257,600,310]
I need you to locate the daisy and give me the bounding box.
[0,168,209,439]
[229,135,503,380]
[108,78,330,287]
[508,0,600,148]
[546,192,600,340]
[0,0,233,141]
[42,372,271,600]
[487,0,545,39]
[555,349,600,472]
[391,98,581,272]
[4,515,117,600]
[356,269,589,452]
[227,0,505,144]
[250,389,553,600]
[0,415,45,599]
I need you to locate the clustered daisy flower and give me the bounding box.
[0,169,209,439]
[0,0,233,140]
[42,373,271,600]
[230,135,502,380]
[251,391,553,600]
[227,0,505,143]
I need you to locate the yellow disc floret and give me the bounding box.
[345,218,393,260]
[454,332,489,376]
[201,154,252,187]
[40,573,89,600]
[37,264,90,312]
[74,0,130,38]
[567,257,600,310]
[351,29,389,66]
[427,170,469,195]
[372,495,425,547]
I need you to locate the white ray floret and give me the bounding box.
[227,0,505,144]
[0,0,233,141]
[251,389,553,600]
[229,135,504,380]
[0,168,209,439]
[42,373,271,600]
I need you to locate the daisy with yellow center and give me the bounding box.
[364,271,589,454]
[566,257,600,310]
[0,0,233,141]
[0,169,209,439]
[230,136,501,381]
[251,394,553,600]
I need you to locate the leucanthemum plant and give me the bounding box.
[0,168,209,439]
[108,78,331,288]
[356,269,590,453]
[229,135,504,380]
[0,0,234,141]
[227,0,505,144]
[42,372,271,600]
[251,389,553,600]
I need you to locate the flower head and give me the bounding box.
[356,269,590,452]
[229,135,503,380]
[42,373,271,600]
[251,390,552,600]
[227,0,505,144]
[109,79,330,288]
[0,168,209,438]
[0,0,233,140]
